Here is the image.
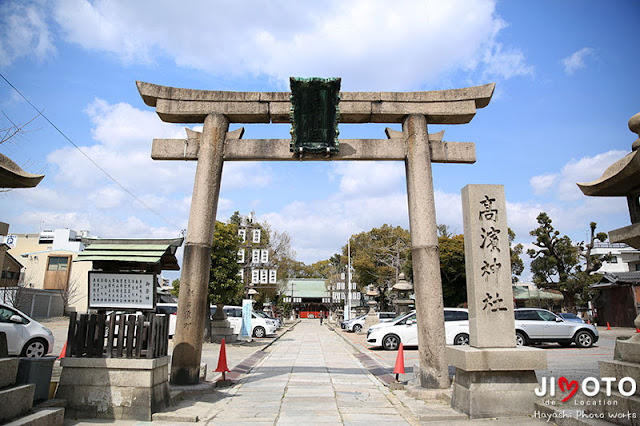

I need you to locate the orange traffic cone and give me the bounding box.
[393,343,405,382]
[58,341,67,359]
[607,322,611,330]
[215,338,230,381]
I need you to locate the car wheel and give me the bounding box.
[382,334,400,351]
[454,333,469,345]
[253,326,266,338]
[574,330,594,348]
[21,338,47,358]
[353,324,362,333]
[515,331,527,347]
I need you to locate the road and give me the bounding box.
[333,322,636,384]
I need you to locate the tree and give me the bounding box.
[509,228,524,283]
[209,221,243,306]
[527,213,607,311]
[438,233,467,307]
[170,279,180,297]
[344,224,411,311]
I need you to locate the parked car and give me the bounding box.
[342,314,367,332]
[366,308,470,350]
[556,312,584,323]
[0,302,55,357]
[343,312,398,333]
[515,308,598,348]
[255,311,282,328]
[211,306,277,338]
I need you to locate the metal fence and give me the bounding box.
[0,287,64,318]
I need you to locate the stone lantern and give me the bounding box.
[392,273,413,316]
[363,285,380,331]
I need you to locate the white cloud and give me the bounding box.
[481,42,534,80]
[530,150,626,201]
[48,0,529,90]
[562,47,595,75]
[530,174,557,196]
[332,162,405,198]
[0,1,56,67]
[557,150,626,201]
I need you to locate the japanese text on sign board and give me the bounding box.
[89,273,154,310]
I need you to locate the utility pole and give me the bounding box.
[346,238,352,321]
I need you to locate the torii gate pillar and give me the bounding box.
[404,114,450,388]
[171,114,228,384]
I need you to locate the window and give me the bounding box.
[610,256,618,263]
[636,264,640,271]
[0,307,27,324]
[515,310,542,321]
[47,256,69,271]
[444,310,468,321]
[537,310,557,321]
[397,313,416,325]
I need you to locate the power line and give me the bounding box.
[0,72,182,232]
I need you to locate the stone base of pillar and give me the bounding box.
[210,319,238,344]
[57,356,170,421]
[410,362,451,389]
[447,346,547,419]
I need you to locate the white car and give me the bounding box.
[0,303,55,357]
[343,312,397,333]
[212,306,277,338]
[366,308,470,350]
[514,308,599,348]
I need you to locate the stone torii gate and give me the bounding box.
[137,80,495,386]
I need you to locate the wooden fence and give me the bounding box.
[65,312,169,358]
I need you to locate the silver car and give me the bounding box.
[0,303,55,357]
[514,308,598,348]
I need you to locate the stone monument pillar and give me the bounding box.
[171,114,229,385]
[448,184,546,418]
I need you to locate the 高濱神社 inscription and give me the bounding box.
[461,184,515,348]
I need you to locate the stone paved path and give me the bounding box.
[165,320,414,425]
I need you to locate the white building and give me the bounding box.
[591,243,640,273]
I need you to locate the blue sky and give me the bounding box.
[1,0,638,281]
